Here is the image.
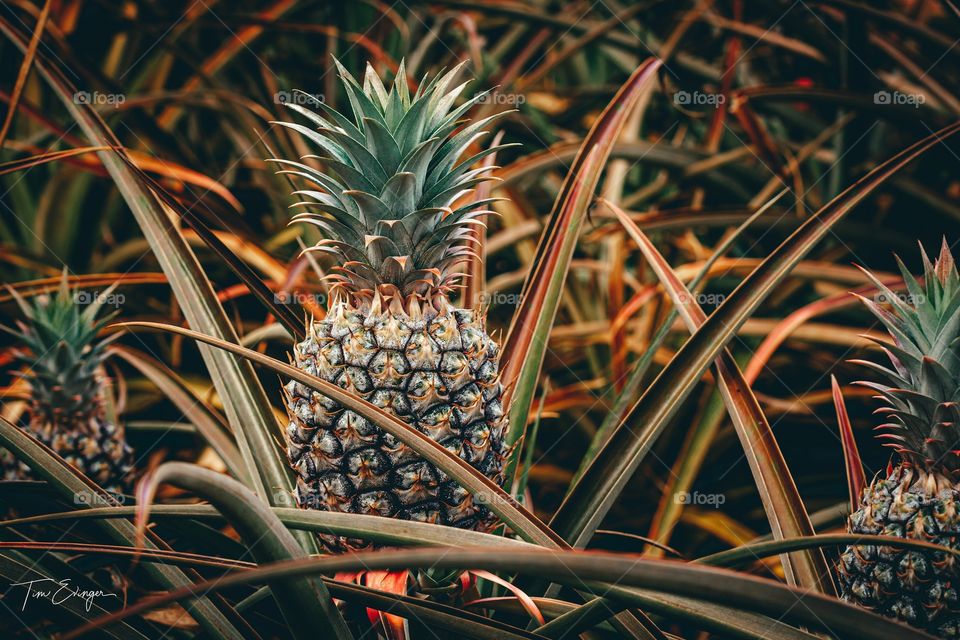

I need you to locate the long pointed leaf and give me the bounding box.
[699,532,960,568]
[1,504,537,550]
[831,376,867,512]
[500,58,662,446]
[550,120,960,548]
[604,199,833,594]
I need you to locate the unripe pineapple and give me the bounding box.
[274,60,511,551]
[1,280,133,494]
[839,241,960,638]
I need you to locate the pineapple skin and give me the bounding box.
[284,300,508,551]
[839,465,960,638]
[2,408,134,495]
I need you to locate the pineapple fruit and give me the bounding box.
[1,280,133,494]
[274,60,511,551]
[839,241,960,638]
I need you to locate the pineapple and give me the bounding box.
[839,241,960,638]
[1,279,133,495]
[274,60,511,551]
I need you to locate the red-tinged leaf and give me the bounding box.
[607,239,628,391]
[609,285,658,384]
[832,376,867,512]
[500,56,663,446]
[363,571,411,640]
[4,138,243,208]
[0,0,51,149]
[550,120,960,549]
[463,131,506,311]
[744,278,905,384]
[0,541,252,570]
[472,570,545,625]
[698,532,960,568]
[123,150,244,212]
[604,198,833,594]
[729,99,783,175]
[0,145,110,175]
[0,273,168,302]
[322,578,540,640]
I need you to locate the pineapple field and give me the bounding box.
[3,1,960,638]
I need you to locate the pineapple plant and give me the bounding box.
[273,60,511,552]
[1,279,134,495]
[839,241,960,638]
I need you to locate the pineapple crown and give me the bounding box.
[270,58,515,308]
[3,276,118,425]
[853,240,960,475]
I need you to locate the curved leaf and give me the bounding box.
[0,504,538,550]
[135,462,349,640]
[65,547,930,640]
[698,533,960,568]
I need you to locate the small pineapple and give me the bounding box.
[839,241,960,638]
[274,60,511,551]
[1,280,133,494]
